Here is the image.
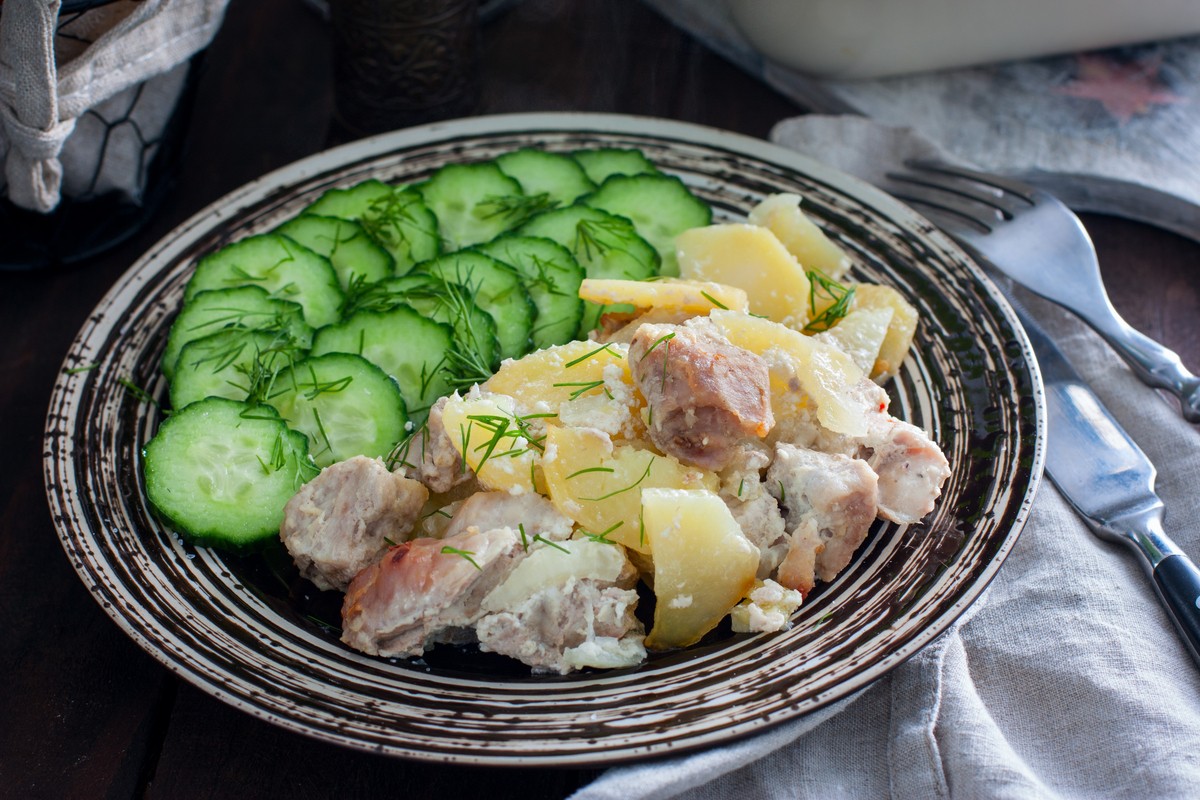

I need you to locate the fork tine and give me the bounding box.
[905,160,1040,203]
[885,181,999,235]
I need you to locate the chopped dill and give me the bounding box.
[565,342,621,368]
[802,271,856,334]
[441,545,482,570]
[582,455,655,501]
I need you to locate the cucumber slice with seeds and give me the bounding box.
[305,180,439,274]
[414,251,536,361]
[583,174,711,277]
[143,397,318,553]
[161,286,313,381]
[475,235,584,349]
[275,214,394,289]
[311,306,454,420]
[571,148,660,185]
[496,149,596,207]
[269,353,408,468]
[185,234,345,328]
[381,274,500,380]
[516,204,659,335]
[417,162,555,251]
[170,328,307,410]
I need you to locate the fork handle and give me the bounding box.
[1083,312,1200,423]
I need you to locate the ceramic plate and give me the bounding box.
[44,113,1044,766]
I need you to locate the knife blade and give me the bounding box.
[1011,299,1200,665]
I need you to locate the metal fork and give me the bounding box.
[885,160,1200,423]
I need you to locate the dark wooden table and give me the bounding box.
[3,0,1198,796]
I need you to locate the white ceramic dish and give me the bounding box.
[43,112,1043,765]
[727,0,1200,78]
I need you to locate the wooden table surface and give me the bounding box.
[3,0,1198,796]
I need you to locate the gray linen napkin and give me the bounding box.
[0,0,229,212]
[572,116,1200,800]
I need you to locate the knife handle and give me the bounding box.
[1152,553,1200,666]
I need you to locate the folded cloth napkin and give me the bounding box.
[0,0,229,212]
[571,116,1200,800]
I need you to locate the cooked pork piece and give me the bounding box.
[858,414,951,525]
[341,528,522,658]
[280,456,428,592]
[395,395,475,495]
[442,490,574,542]
[781,377,950,525]
[718,442,788,579]
[477,578,644,674]
[475,541,644,673]
[629,321,774,471]
[766,443,879,596]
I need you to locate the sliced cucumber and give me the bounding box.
[475,235,584,349]
[310,306,454,420]
[275,214,394,289]
[304,180,440,274]
[496,148,596,207]
[161,286,313,381]
[516,204,659,335]
[143,397,318,553]
[571,148,660,185]
[380,274,500,381]
[184,234,345,328]
[416,162,555,251]
[414,251,536,361]
[583,174,711,277]
[269,353,408,468]
[170,328,307,410]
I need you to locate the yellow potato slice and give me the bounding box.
[711,309,871,437]
[542,426,716,554]
[440,392,542,494]
[817,306,894,377]
[675,224,811,328]
[578,277,749,315]
[747,193,851,281]
[642,488,759,650]
[484,339,631,410]
[851,284,919,382]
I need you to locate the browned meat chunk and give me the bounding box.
[442,490,574,542]
[394,395,474,495]
[767,443,879,597]
[340,528,521,658]
[629,322,774,471]
[280,456,428,592]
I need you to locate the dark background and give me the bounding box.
[2,0,1198,797]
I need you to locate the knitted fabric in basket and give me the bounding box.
[0,0,230,213]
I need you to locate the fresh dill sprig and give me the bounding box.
[581,455,655,502]
[64,363,99,375]
[533,534,569,553]
[476,192,557,227]
[565,342,621,368]
[441,545,482,570]
[581,521,622,545]
[567,466,615,479]
[802,271,856,334]
[639,331,675,360]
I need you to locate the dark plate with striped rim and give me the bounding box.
[44,113,1044,765]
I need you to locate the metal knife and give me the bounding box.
[1013,300,1200,665]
